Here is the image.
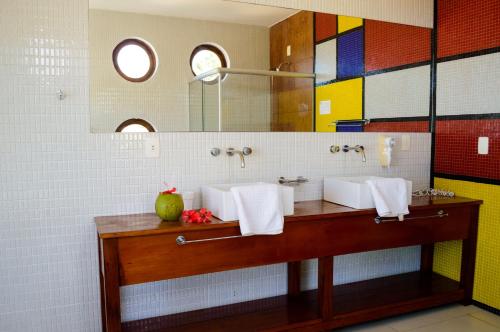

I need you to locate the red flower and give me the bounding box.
[161,185,177,195]
[182,209,213,224]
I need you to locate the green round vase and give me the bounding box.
[155,193,184,221]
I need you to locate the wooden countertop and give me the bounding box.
[95,196,481,239]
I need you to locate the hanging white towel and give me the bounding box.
[366,178,409,221]
[230,183,284,236]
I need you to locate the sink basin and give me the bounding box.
[202,182,294,221]
[323,176,412,209]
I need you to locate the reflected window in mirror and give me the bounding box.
[112,39,157,82]
[190,44,229,82]
[116,119,156,133]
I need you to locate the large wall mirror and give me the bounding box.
[89,0,432,133]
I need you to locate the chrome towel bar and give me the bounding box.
[176,234,243,245]
[328,119,371,127]
[374,210,448,224]
[177,211,449,244]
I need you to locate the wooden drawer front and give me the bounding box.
[117,206,474,285]
[328,206,473,256]
[118,225,322,285]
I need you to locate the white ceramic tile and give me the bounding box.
[470,310,500,329]
[315,39,337,84]
[340,306,498,332]
[365,65,430,119]
[437,52,500,117]
[337,321,397,332]
[386,304,482,332]
[0,1,433,331]
[409,315,500,332]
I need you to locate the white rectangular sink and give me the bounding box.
[323,176,412,209]
[202,182,294,221]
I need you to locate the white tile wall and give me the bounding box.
[365,65,431,119]
[315,39,337,84]
[0,0,431,331]
[437,53,500,117]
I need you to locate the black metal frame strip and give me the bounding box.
[315,25,363,45]
[473,300,500,316]
[362,19,366,130]
[436,113,500,120]
[315,75,363,87]
[434,173,500,186]
[313,12,317,132]
[370,116,429,123]
[429,0,438,188]
[437,46,500,63]
[365,61,431,77]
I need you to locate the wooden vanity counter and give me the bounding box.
[96,196,481,332]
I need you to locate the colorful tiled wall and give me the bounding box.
[432,0,500,311]
[315,0,500,310]
[314,13,431,132]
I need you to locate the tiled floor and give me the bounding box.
[336,305,500,331]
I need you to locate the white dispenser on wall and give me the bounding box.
[378,136,395,167]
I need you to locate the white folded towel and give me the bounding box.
[366,178,409,221]
[230,183,284,236]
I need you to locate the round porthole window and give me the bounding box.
[116,119,156,133]
[113,39,157,82]
[190,44,229,83]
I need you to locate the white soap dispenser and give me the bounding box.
[378,136,395,167]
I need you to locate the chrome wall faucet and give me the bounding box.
[278,176,309,186]
[227,147,252,168]
[343,145,367,162]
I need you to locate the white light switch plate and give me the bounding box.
[286,45,291,57]
[319,100,331,115]
[144,137,160,158]
[478,137,489,155]
[401,135,411,151]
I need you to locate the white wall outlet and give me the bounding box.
[319,100,331,115]
[401,135,411,151]
[144,137,160,158]
[478,137,489,155]
[286,45,291,57]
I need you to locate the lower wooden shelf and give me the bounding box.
[122,272,464,332]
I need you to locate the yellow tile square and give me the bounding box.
[338,16,363,33]
[315,78,363,132]
[433,178,500,310]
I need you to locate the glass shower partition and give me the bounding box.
[189,68,315,132]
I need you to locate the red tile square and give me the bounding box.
[364,121,429,133]
[435,119,500,180]
[438,0,500,58]
[365,20,431,72]
[315,13,337,42]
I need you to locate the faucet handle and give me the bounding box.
[210,148,221,157]
[242,147,252,156]
[330,145,340,153]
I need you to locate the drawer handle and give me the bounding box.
[374,210,448,224]
[176,234,243,245]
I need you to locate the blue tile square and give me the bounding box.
[336,122,364,132]
[337,29,364,79]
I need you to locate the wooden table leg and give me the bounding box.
[460,207,480,305]
[98,237,107,332]
[420,244,434,278]
[287,261,301,296]
[318,256,333,319]
[102,238,122,331]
